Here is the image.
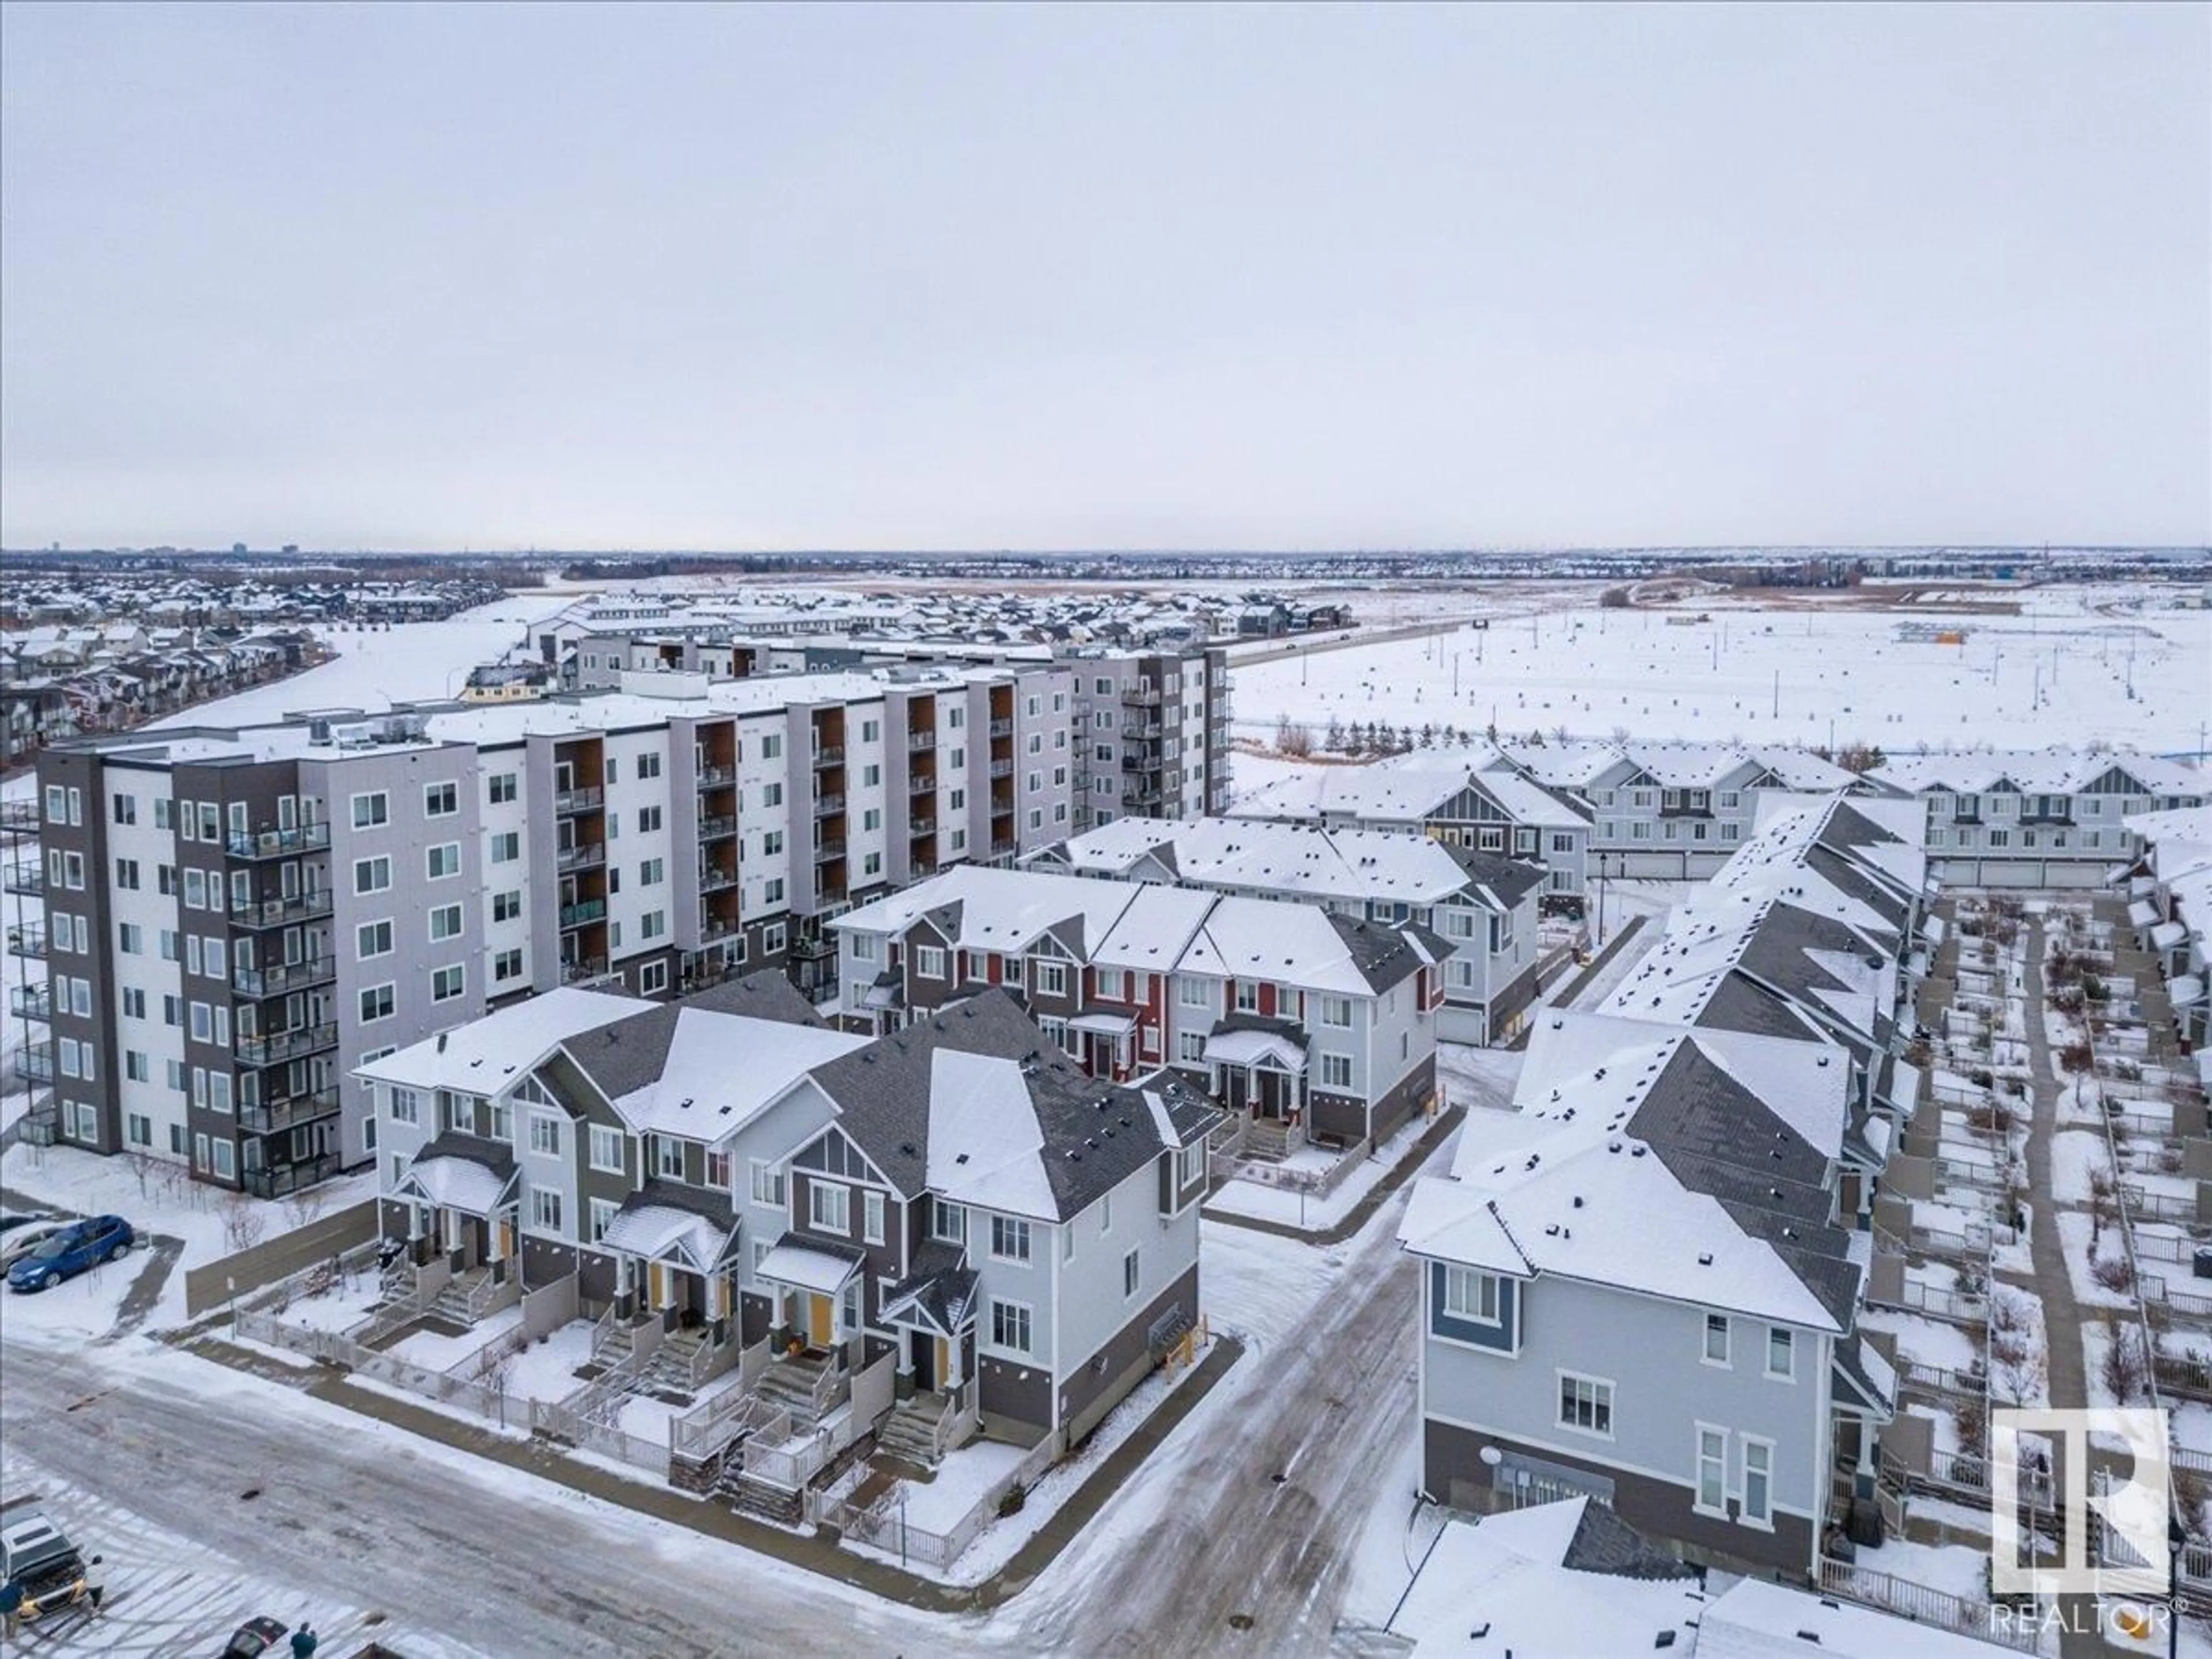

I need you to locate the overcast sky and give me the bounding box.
[2,2,2205,552]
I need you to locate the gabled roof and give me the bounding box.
[353,986,649,1093]
[1179,898,1443,995]
[1872,747,2206,798]
[804,991,1219,1221]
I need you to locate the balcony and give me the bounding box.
[697,763,737,788]
[909,817,936,837]
[699,815,738,840]
[559,899,608,929]
[813,745,846,769]
[1122,751,1160,772]
[815,838,847,863]
[228,889,334,929]
[0,801,39,832]
[989,839,1016,858]
[908,772,936,796]
[233,956,336,998]
[236,1022,338,1068]
[988,759,1015,779]
[1122,685,1162,707]
[243,1154,342,1199]
[14,1041,54,1085]
[1122,721,1162,740]
[555,786,605,816]
[563,956,611,984]
[225,822,331,859]
[815,793,846,816]
[699,864,738,893]
[2,861,43,896]
[699,916,741,943]
[9,983,52,1021]
[907,730,935,753]
[1123,786,1163,808]
[240,1088,342,1136]
[556,841,606,872]
[5,924,49,959]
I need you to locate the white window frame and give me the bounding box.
[1740,1435,1775,1529]
[809,1179,851,1234]
[1703,1312,1730,1367]
[1556,1370,1615,1440]
[589,1124,626,1174]
[1695,1424,1728,1517]
[988,1297,1035,1357]
[1766,1325,1795,1382]
[1443,1266,1502,1325]
[991,1214,1032,1263]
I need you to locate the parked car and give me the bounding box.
[0,1218,69,1270]
[222,1615,291,1657]
[0,1508,86,1622]
[5,1214,132,1293]
[0,1208,58,1236]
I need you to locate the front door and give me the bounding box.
[495,1218,514,1262]
[808,1293,834,1350]
[908,1327,935,1390]
[649,1261,672,1310]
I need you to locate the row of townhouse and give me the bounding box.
[567,630,1234,830]
[1400,791,1932,1579]
[3,662,1112,1193]
[1870,749,2205,889]
[827,862,1448,1156]
[362,975,1218,1460]
[2122,805,2212,1056]
[1025,815,1544,1045]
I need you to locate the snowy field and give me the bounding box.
[1229,583,2211,754]
[147,592,572,728]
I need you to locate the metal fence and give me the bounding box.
[1815,1557,2039,1653]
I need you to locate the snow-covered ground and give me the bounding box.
[1230,584,2210,753]
[1205,1109,1435,1230]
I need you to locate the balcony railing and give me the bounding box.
[9,983,53,1021]
[699,865,738,892]
[225,822,331,859]
[232,956,336,998]
[2,861,44,896]
[907,731,935,752]
[554,786,605,815]
[1122,722,1162,740]
[908,772,936,796]
[988,718,1014,738]
[699,916,740,943]
[14,1041,54,1084]
[560,899,608,929]
[5,924,49,959]
[0,801,39,832]
[1122,686,1162,706]
[815,793,846,816]
[563,956,611,984]
[699,815,738,840]
[243,1153,342,1199]
[228,889,334,929]
[813,745,845,768]
[556,841,606,872]
[815,838,847,862]
[989,839,1016,858]
[240,1088,342,1135]
[236,1022,338,1068]
[697,763,737,787]
[1123,786,1163,808]
[988,759,1014,779]
[909,817,936,836]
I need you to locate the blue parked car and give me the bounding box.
[6,1215,133,1292]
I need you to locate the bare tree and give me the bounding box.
[122,1149,162,1201]
[282,1187,326,1234]
[220,1192,268,1254]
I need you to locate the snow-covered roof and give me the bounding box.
[354,986,649,1093]
[607,1011,864,1141]
[756,1237,865,1295]
[831,863,1141,954]
[1178,896,1438,996]
[1873,748,2205,798]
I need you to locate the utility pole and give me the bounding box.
[1771,669,1779,721]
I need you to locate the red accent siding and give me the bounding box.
[1257,982,1277,1018]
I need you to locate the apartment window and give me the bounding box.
[1319,995,1353,1028]
[637,752,662,780]
[915,945,946,979]
[351,791,389,828]
[183,868,207,910]
[1696,1427,1727,1515]
[426,843,461,880]
[354,855,392,895]
[638,805,662,834]
[530,1187,563,1232]
[991,1214,1032,1263]
[489,772,518,805]
[809,1180,851,1233]
[122,987,145,1019]
[761,782,784,809]
[528,1113,562,1157]
[1741,1439,1774,1527]
[495,948,524,983]
[429,903,463,942]
[118,922,142,955]
[639,960,668,994]
[431,964,465,1002]
[359,983,396,1022]
[1558,1373,1614,1437]
[154,798,173,830]
[196,801,217,840]
[391,1087,421,1124]
[862,807,881,832]
[640,857,664,887]
[930,1196,967,1245]
[751,1161,787,1209]
[762,830,785,857]
[494,889,522,923]
[862,764,881,788]
[1032,960,1067,997]
[1766,1327,1794,1381]
[1124,1247,1145,1299]
[115,856,141,891]
[491,832,520,863]
[863,1190,885,1245]
[1233,980,1259,1013]
[1179,976,1210,1008]
[758,733,783,759]
[158,865,179,896]
[763,878,785,904]
[358,919,393,959]
[990,1298,1034,1356]
[1443,1267,1502,1324]
[126,1111,151,1147]
[188,1002,213,1043]
[1177,1030,1206,1063]
[589,1198,619,1243]
[1320,1053,1353,1090]
[1704,1313,1730,1366]
[424,782,458,817]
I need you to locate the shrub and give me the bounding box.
[2090,1254,2135,1293]
[997,1483,1027,1518]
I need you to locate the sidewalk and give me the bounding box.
[1202,1105,1464,1246]
[181,1328,1244,1613]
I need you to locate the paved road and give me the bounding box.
[2,1199,1425,1657]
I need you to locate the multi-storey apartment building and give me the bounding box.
[12,664,1077,1193]
[1871,749,2205,889]
[830,863,1448,1152]
[1400,793,1928,1577]
[1029,816,1544,1044]
[568,630,1234,830]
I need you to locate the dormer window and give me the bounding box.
[930,1196,967,1246]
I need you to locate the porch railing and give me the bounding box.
[1815,1557,2037,1654]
